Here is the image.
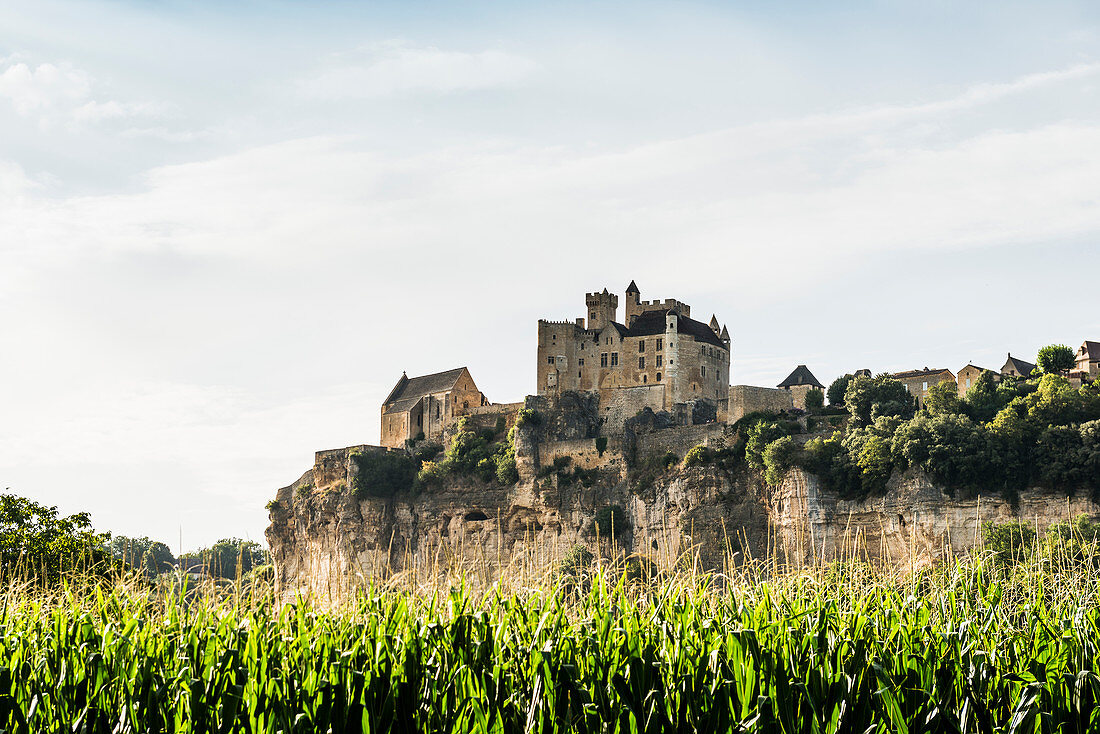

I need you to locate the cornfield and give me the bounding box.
[0,555,1099,732]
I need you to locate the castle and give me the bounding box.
[379,281,731,447]
[537,281,730,412]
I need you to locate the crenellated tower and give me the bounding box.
[585,288,618,331]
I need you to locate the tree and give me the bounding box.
[109,535,175,576]
[843,374,915,427]
[962,370,1001,423]
[827,374,854,408]
[924,380,962,415]
[1036,344,1075,375]
[804,388,824,414]
[762,437,797,485]
[0,493,111,581]
[200,538,267,579]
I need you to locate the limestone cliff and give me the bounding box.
[266,439,1100,596]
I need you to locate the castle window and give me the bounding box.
[643,375,647,383]
[547,356,554,364]
[657,339,662,351]
[639,341,645,352]
[579,358,584,367]
[591,312,596,321]
[611,353,618,366]
[638,356,645,369]
[656,372,662,381]
[700,345,705,355]
[701,365,706,378]
[417,415,422,426]
[656,355,663,367]
[923,381,928,391]
[601,353,608,367]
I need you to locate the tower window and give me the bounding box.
[643,375,647,383]
[657,339,662,351]
[579,358,584,367]
[601,353,608,367]
[611,353,619,366]
[656,372,662,381]
[701,365,706,378]
[547,356,554,364]
[638,356,645,369]
[639,341,645,352]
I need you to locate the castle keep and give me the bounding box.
[537,281,731,418]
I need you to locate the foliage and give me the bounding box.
[108,535,175,577]
[353,450,417,498]
[826,374,854,408]
[745,420,791,472]
[803,388,824,414]
[924,379,962,415]
[594,436,608,457]
[194,538,267,579]
[594,504,627,539]
[0,493,111,581]
[414,418,519,487]
[1037,343,1075,374]
[555,543,594,581]
[761,436,797,485]
[515,408,542,428]
[982,521,1037,566]
[5,559,1100,731]
[682,444,712,468]
[893,413,991,494]
[843,374,915,427]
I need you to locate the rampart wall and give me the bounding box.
[728,385,794,423]
[635,423,729,462]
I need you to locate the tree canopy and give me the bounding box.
[0,493,111,580]
[1037,344,1076,374]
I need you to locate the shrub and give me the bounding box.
[515,408,542,428]
[555,543,594,581]
[353,451,417,498]
[682,444,712,468]
[804,388,824,414]
[594,505,628,539]
[552,455,572,471]
[494,416,506,434]
[762,436,797,485]
[827,374,854,408]
[595,436,608,457]
[982,521,1037,566]
[495,453,519,484]
[416,460,448,486]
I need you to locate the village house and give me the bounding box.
[1074,341,1100,382]
[890,367,955,408]
[1001,353,1037,378]
[957,363,999,397]
[380,367,488,448]
[777,365,825,410]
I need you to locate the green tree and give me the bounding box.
[803,388,824,414]
[745,421,789,471]
[200,538,267,579]
[762,436,797,485]
[0,493,111,581]
[353,450,417,498]
[1036,344,1075,374]
[893,413,991,494]
[962,370,1002,423]
[108,535,175,576]
[844,374,915,427]
[827,374,854,408]
[924,380,962,415]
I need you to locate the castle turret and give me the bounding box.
[709,314,720,334]
[720,324,730,349]
[585,288,618,331]
[624,280,641,326]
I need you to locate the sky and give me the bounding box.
[1,0,1098,551]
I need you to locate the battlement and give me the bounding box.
[637,298,690,317]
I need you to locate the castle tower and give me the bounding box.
[709,314,720,334]
[585,288,619,331]
[624,280,641,326]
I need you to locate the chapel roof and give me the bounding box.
[383,367,469,414]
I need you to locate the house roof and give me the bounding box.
[623,309,725,348]
[383,367,469,414]
[778,365,824,389]
[891,367,954,381]
[1080,341,1100,361]
[1002,353,1037,376]
[960,363,998,374]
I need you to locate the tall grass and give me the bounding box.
[0,549,1098,732]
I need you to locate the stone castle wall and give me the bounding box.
[599,384,666,434]
[635,423,729,463]
[728,385,794,423]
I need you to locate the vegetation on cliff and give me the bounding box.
[748,367,1100,501]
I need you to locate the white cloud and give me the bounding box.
[0,59,164,127]
[300,42,537,98]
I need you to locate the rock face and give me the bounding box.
[266,436,1100,597]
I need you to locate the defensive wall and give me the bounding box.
[537,436,626,471]
[635,423,730,463]
[728,385,794,423]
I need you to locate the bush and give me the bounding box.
[595,436,608,457]
[762,436,797,485]
[556,543,594,581]
[353,451,416,498]
[662,451,678,469]
[494,416,506,434]
[982,521,1036,566]
[804,389,824,414]
[827,374,853,408]
[682,444,712,468]
[594,505,628,539]
[495,453,519,484]
[515,409,543,428]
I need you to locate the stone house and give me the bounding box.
[890,368,955,408]
[380,367,487,448]
[1075,341,1100,381]
[957,364,999,397]
[537,281,731,415]
[1001,353,1037,378]
[777,365,825,410]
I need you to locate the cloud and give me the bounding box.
[0,59,165,127]
[299,42,537,99]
